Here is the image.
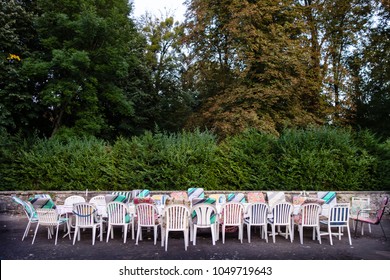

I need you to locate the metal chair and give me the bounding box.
[351,196,389,240]
[11,196,38,241]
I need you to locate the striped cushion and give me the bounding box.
[111,192,131,203]
[29,197,56,209]
[137,189,150,198]
[266,192,286,208]
[105,194,128,203]
[188,188,205,200]
[227,192,246,203]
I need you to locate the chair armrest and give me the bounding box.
[356,208,377,220]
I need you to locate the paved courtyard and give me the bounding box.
[0,213,389,260]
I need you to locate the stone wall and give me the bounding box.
[1,190,389,215]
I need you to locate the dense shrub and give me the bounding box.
[273,128,378,191]
[1,127,389,191]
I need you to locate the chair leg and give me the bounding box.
[123,225,128,243]
[346,226,352,245]
[379,223,387,241]
[193,225,197,246]
[263,225,268,243]
[165,230,169,251]
[299,225,303,244]
[272,225,276,243]
[92,227,96,245]
[316,226,322,244]
[23,221,32,241]
[222,225,226,244]
[135,225,141,245]
[328,227,333,246]
[211,225,216,246]
[247,224,251,243]
[73,227,78,245]
[55,225,60,245]
[154,225,158,245]
[106,225,111,242]
[32,223,40,244]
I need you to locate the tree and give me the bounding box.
[184,0,327,137]
[350,1,390,137]
[136,12,194,132]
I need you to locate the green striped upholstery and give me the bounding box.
[188,188,205,200]
[227,192,246,203]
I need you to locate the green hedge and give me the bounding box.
[1,127,389,191]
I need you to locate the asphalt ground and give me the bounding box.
[0,213,389,260]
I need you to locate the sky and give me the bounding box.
[131,0,186,21]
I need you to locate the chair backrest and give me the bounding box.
[136,203,159,227]
[247,192,266,203]
[271,202,293,225]
[350,197,370,217]
[247,203,269,225]
[376,196,389,222]
[64,195,85,206]
[188,187,205,201]
[36,208,58,226]
[300,203,321,226]
[89,195,106,207]
[191,203,217,226]
[12,196,37,220]
[328,203,350,225]
[73,203,98,227]
[221,202,244,225]
[164,204,189,230]
[266,192,286,208]
[106,202,128,225]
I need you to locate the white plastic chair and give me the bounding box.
[72,202,103,245]
[220,202,244,244]
[161,204,190,251]
[295,203,322,244]
[191,203,218,245]
[320,203,352,245]
[268,202,293,243]
[135,203,160,245]
[64,195,85,206]
[12,197,38,241]
[244,203,269,243]
[89,195,106,207]
[106,202,133,243]
[32,208,70,245]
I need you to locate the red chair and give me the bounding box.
[351,196,389,240]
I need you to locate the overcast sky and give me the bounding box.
[131,0,186,21]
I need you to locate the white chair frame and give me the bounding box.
[135,203,160,245]
[191,203,218,245]
[244,203,269,243]
[296,203,322,244]
[220,202,244,244]
[72,202,103,245]
[161,204,190,251]
[320,203,352,245]
[268,202,294,243]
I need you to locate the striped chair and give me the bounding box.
[12,196,38,241]
[110,191,132,203]
[29,195,57,210]
[136,189,150,198]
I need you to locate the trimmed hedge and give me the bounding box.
[1,127,389,191]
